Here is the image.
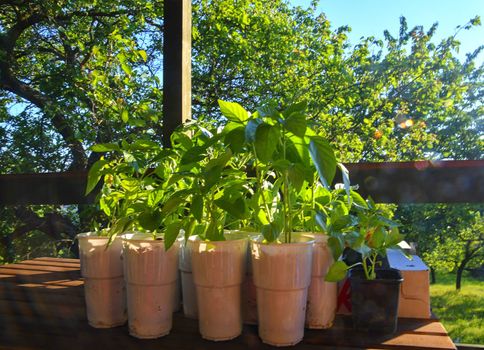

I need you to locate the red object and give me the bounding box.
[337,278,352,312]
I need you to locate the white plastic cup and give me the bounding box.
[305,233,337,329]
[251,234,313,346]
[179,237,198,318]
[188,235,248,341]
[77,232,126,328]
[122,233,180,339]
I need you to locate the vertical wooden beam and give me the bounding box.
[162,0,192,147]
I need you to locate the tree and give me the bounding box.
[0,0,164,172]
[396,204,484,289]
[424,212,483,290]
[0,0,482,261]
[192,3,483,162]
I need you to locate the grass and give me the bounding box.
[430,272,484,345]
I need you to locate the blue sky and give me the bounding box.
[290,0,484,63]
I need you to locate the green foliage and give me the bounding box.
[396,204,484,289]
[430,272,484,344]
[324,197,404,281]
[424,213,483,275]
[193,1,483,163]
[219,100,338,243]
[171,123,252,242]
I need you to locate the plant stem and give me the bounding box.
[311,179,316,232]
[362,256,371,280]
[252,144,273,224]
[281,131,293,243]
[370,252,378,278]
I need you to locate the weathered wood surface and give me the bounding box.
[0,258,456,350]
[0,160,482,205]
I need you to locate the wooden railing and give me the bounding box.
[1,160,482,205]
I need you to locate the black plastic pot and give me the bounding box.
[349,268,403,334]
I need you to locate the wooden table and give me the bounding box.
[0,258,456,350]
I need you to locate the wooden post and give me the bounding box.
[162,0,192,147]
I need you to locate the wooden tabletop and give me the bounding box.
[0,258,457,350]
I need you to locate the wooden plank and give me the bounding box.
[16,259,81,269]
[162,0,191,147]
[343,160,484,203]
[0,160,482,205]
[0,170,94,205]
[33,257,81,264]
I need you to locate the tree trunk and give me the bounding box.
[430,267,436,284]
[456,263,465,290]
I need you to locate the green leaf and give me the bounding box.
[171,131,192,150]
[350,191,368,208]
[285,132,310,167]
[138,210,162,231]
[138,49,148,62]
[256,105,278,119]
[377,215,400,228]
[215,195,248,220]
[121,62,132,76]
[205,220,224,241]
[328,235,344,260]
[225,126,246,153]
[256,208,270,225]
[315,210,327,231]
[325,261,349,282]
[287,163,305,192]
[332,214,354,231]
[148,189,165,207]
[369,227,385,248]
[99,197,111,216]
[90,143,120,152]
[121,109,129,123]
[261,222,280,242]
[385,227,405,246]
[283,101,307,117]
[203,150,232,191]
[180,146,206,165]
[284,112,307,137]
[272,159,291,172]
[255,123,280,163]
[191,194,203,221]
[203,166,223,193]
[309,136,337,188]
[109,217,133,237]
[346,231,365,249]
[130,139,159,150]
[164,221,182,250]
[161,192,187,215]
[338,163,351,203]
[85,159,108,195]
[218,100,249,122]
[205,149,232,172]
[355,243,372,257]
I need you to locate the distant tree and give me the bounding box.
[397,204,483,289]
[424,212,483,290]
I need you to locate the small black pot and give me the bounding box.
[349,268,403,334]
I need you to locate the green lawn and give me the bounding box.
[430,272,484,345]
